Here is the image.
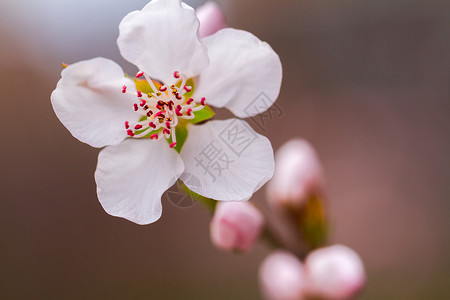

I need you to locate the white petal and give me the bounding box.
[195,28,282,118]
[95,138,184,225]
[51,57,137,148]
[180,119,274,201]
[117,0,209,85]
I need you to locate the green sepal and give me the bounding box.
[189,104,215,124]
[134,78,160,94]
[295,195,328,249]
[179,181,217,211]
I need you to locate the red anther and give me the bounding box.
[122,85,127,93]
[154,111,163,118]
[135,71,144,78]
[174,71,180,78]
[201,97,206,106]
[176,93,182,100]
[159,86,167,92]
[140,99,146,107]
[124,121,129,129]
[175,108,183,116]
[163,128,170,135]
[146,111,153,117]
[186,98,194,105]
[157,100,165,106]
[165,121,171,129]
[187,108,192,116]
[150,133,158,139]
[137,91,143,97]
[149,122,156,128]
[170,142,177,148]
[156,104,162,110]
[176,105,182,111]
[144,105,149,110]
[127,129,135,137]
[168,102,173,110]
[184,86,192,92]
[134,124,143,130]
[133,103,138,111]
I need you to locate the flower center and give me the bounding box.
[122,71,206,149]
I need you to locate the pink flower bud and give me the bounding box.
[259,251,306,300]
[196,1,226,38]
[304,245,366,300]
[210,202,264,252]
[267,139,324,209]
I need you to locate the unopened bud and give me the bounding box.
[304,245,366,300]
[210,202,264,252]
[267,139,324,209]
[196,1,226,38]
[259,251,306,300]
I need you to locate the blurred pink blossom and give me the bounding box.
[304,245,366,300]
[196,1,226,38]
[259,251,306,300]
[267,139,325,209]
[210,202,264,252]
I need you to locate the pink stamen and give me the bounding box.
[154,111,163,118]
[123,70,210,146]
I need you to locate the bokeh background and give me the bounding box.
[1,0,449,299]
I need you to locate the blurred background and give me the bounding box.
[1,0,449,299]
